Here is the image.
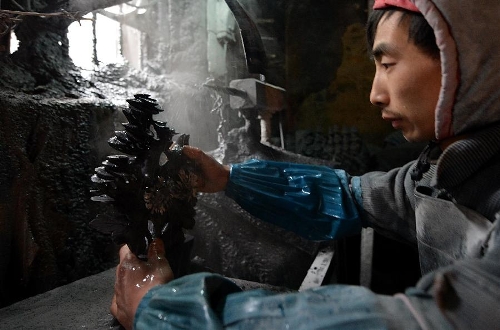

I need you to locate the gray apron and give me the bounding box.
[414,186,495,274]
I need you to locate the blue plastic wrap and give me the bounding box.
[226,159,361,240]
[134,272,452,329]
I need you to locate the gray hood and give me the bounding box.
[414,0,500,140]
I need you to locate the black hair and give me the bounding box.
[366,9,440,60]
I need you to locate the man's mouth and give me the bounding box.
[382,114,403,129]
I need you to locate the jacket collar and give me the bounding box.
[431,122,500,188]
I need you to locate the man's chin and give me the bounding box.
[402,132,428,143]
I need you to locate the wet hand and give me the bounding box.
[182,145,230,193]
[110,239,173,330]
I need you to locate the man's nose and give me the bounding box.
[369,75,389,107]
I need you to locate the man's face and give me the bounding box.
[370,12,441,142]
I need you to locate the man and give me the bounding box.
[111,0,500,328]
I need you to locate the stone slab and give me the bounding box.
[0,268,120,330]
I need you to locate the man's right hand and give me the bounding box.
[182,146,230,193]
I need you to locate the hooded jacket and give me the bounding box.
[133,1,500,328]
[361,0,500,273]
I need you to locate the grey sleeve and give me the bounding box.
[359,161,418,244]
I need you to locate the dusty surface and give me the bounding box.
[0,267,293,330]
[0,268,119,330]
[0,91,122,306]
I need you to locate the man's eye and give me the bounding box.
[381,63,394,69]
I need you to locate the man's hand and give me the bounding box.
[110,239,173,330]
[183,145,230,193]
